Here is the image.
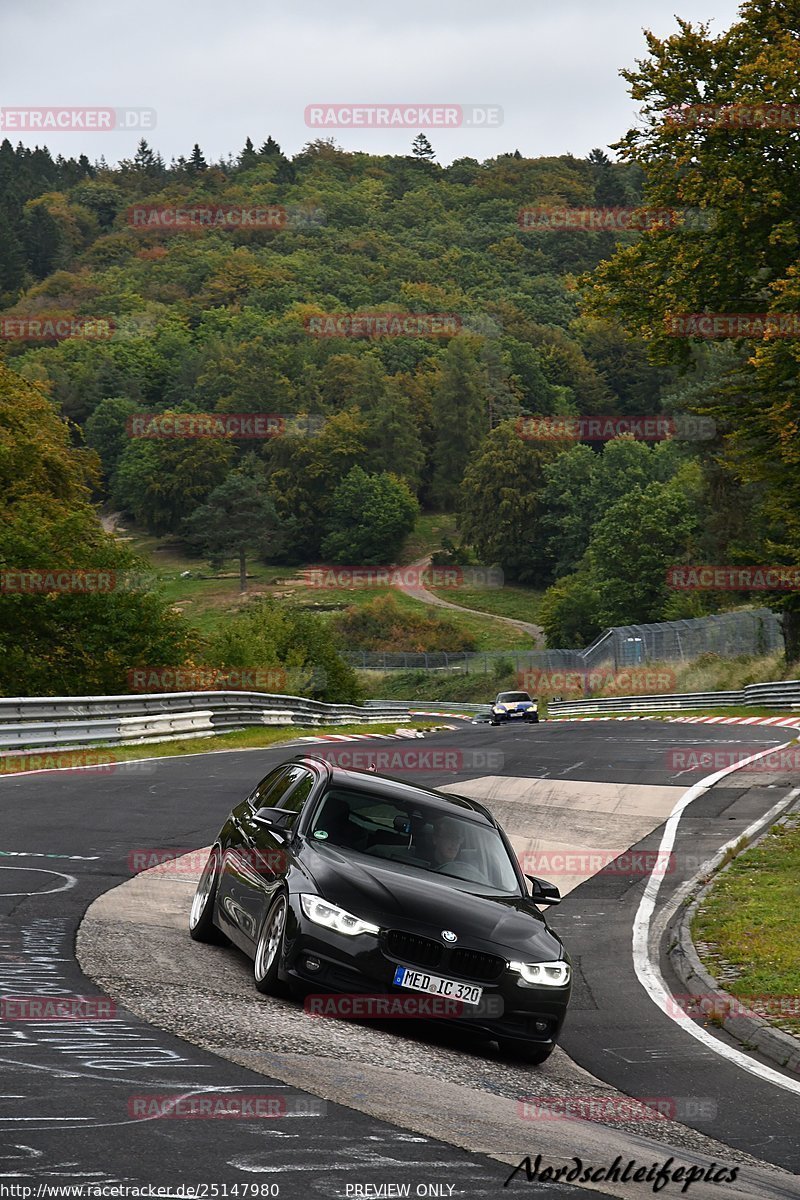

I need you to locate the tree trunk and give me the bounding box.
[782,606,800,665]
[239,550,247,593]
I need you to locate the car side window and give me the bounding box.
[250,766,297,810]
[278,770,316,815]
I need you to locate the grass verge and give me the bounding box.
[426,583,544,627]
[0,722,444,772]
[121,521,530,650]
[692,816,800,1037]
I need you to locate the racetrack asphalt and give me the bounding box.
[2,718,799,1197]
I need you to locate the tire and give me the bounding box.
[490,718,500,727]
[499,1038,554,1065]
[254,892,290,996]
[189,847,227,943]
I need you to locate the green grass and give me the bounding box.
[427,582,544,626]
[668,652,793,693]
[397,512,459,565]
[118,518,529,650]
[692,817,800,1036]
[1,721,443,770]
[121,525,294,635]
[260,583,534,650]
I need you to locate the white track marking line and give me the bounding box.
[632,742,800,1094]
[0,866,77,896]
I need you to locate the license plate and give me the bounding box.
[392,966,483,1005]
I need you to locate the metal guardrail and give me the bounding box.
[548,680,800,716]
[0,691,412,752]
[366,700,491,714]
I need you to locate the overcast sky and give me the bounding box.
[1,0,742,166]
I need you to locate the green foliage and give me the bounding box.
[458,420,558,583]
[0,116,783,656]
[183,466,286,589]
[112,417,234,534]
[539,444,597,578]
[431,338,490,508]
[320,466,419,565]
[589,479,699,625]
[411,134,436,161]
[332,594,477,652]
[583,1,800,655]
[84,396,138,482]
[267,409,368,561]
[0,362,192,695]
[538,570,603,648]
[203,596,360,703]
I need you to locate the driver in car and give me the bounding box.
[430,817,464,869]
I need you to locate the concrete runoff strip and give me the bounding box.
[78,855,799,1199]
[439,777,687,897]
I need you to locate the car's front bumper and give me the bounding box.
[282,903,570,1048]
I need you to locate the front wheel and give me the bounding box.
[254,892,289,996]
[189,848,227,943]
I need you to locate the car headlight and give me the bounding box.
[508,960,571,987]
[494,704,507,712]
[300,894,380,937]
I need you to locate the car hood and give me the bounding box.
[495,700,535,710]
[296,843,563,960]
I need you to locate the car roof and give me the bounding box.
[290,754,496,825]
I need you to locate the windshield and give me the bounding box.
[497,692,531,703]
[307,787,521,894]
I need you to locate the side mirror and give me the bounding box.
[525,875,561,906]
[254,806,293,829]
